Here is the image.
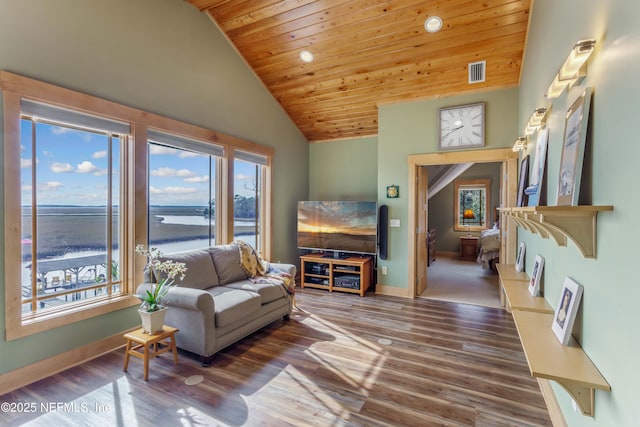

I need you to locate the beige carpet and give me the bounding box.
[419,253,501,308]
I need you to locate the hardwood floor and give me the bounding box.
[0,289,552,426]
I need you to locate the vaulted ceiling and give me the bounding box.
[186,0,531,143]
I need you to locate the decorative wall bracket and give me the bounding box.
[501,206,613,258]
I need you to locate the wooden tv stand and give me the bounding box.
[300,254,372,297]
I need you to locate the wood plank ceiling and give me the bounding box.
[187,0,531,143]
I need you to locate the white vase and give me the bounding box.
[138,307,168,334]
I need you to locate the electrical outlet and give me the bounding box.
[381,266,388,275]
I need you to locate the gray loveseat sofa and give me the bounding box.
[136,243,294,365]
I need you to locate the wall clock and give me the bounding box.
[438,102,485,150]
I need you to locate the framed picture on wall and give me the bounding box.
[552,277,584,345]
[515,241,526,272]
[528,255,545,296]
[517,155,530,207]
[556,88,593,206]
[526,128,549,207]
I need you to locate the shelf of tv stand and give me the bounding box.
[500,205,613,258]
[300,254,372,297]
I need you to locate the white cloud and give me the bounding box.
[39,181,63,191]
[93,169,109,176]
[184,175,209,183]
[92,150,108,159]
[236,174,253,181]
[150,167,195,178]
[179,151,206,158]
[51,162,73,173]
[149,145,176,155]
[76,161,98,174]
[21,158,32,168]
[149,185,197,195]
[22,184,32,192]
[148,145,207,159]
[51,126,72,135]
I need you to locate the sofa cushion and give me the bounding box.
[207,286,261,328]
[224,280,287,305]
[156,248,219,290]
[209,244,248,284]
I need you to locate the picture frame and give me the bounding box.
[515,241,526,272]
[386,185,399,199]
[528,254,545,296]
[556,88,592,206]
[517,155,530,207]
[552,277,584,345]
[525,128,549,207]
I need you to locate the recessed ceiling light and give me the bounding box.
[424,16,443,33]
[300,50,314,63]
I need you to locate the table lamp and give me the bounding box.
[463,209,475,236]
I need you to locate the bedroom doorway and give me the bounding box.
[407,148,518,298]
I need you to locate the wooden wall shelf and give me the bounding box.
[502,279,554,314]
[512,310,611,417]
[497,263,611,416]
[500,206,613,258]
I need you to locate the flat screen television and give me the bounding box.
[297,201,378,255]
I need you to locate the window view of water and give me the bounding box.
[21,205,256,312]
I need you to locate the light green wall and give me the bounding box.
[0,0,308,375]
[518,1,640,425]
[309,137,377,200]
[377,88,519,287]
[429,163,501,253]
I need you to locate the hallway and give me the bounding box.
[419,254,501,308]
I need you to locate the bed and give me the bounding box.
[476,228,500,270]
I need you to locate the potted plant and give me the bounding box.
[134,245,187,334]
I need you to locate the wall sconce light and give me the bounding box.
[512,136,528,152]
[523,107,548,136]
[545,39,596,99]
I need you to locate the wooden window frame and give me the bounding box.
[453,178,491,232]
[1,71,273,340]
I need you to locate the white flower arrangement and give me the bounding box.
[134,245,187,312]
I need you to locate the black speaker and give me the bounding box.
[378,204,388,260]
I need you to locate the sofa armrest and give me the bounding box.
[269,263,296,278]
[136,283,215,312]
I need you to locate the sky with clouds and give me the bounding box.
[20,120,258,207]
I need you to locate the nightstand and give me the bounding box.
[460,236,479,261]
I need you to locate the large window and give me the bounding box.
[147,131,222,254]
[2,72,274,339]
[233,151,268,251]
[454,179,491,232]
[19,101,127,318]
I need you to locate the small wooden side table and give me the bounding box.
[459,236,479,261]
[123,325,179,381]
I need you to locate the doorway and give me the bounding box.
[407,148,518,298]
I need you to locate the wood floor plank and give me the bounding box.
[0,289,552,426]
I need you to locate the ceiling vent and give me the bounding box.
[468,60,486,84]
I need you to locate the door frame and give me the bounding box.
[408,148,519,297]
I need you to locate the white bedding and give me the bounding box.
[477,228,500,270]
